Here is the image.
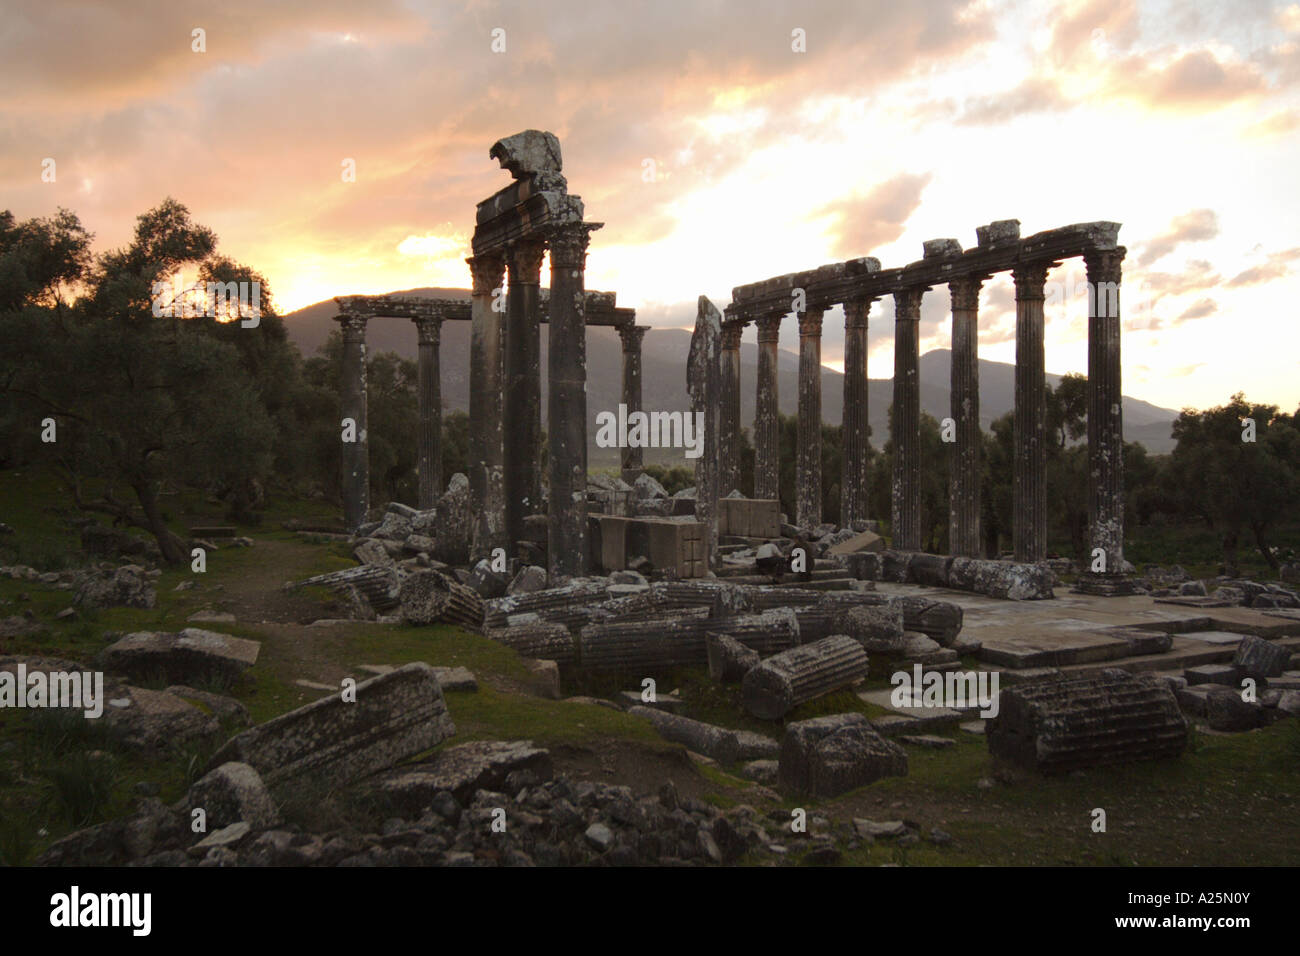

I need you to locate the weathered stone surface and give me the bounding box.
[433,473,472,564]
[886,596,964,646]
[579,611,796,674]
[484,579,609,628]
[1184,663,1239,686]
[398,569,484,630]
[353,538,395,567]
[987,670,1187,773]
[629,706,773,765]
[706,632,760,683]
[742,636,870,720]
[1233,635,1291,680]
[843,604,906,653]
[164,685,251,725]
[431,666,477,692]
[289,564,400,613]
[103,685,221,754]
[634,473,668,500]
[907,553,953,587]
[777,713,907,798]
[205,662,456,793]
[1205,689,1263,732]
[948,557,1054,600]
[507,565,548,595]
[485,621,576,665]
[99,628,260,684]
[369,740,551,813]
[185,761,280,830]
[490,129,563,177]
[467,558,509,599]
[74,565,156,609]
[826,529,884,555]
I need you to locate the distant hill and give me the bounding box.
[282,288,1179,462]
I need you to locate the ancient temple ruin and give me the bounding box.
[723,220,1130,591]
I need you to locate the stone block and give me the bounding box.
[777,713,907,798]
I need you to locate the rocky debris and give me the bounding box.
[628,707,777,763]
[1233,635,1292,680]
[634,473,668,500]
[466,559,510,599]
[987,669,1188,773]
[507,565,548,595]
[777,713,908,798]
[185,761,281,831]
[1204,689,1264,732]
[432,474,472,564]
[885,596,965,647]
[615,689,684,713]
[36,797,189,867]
[483,579,610,628]
[103,685,222,755]
[842,604,906,653]
[73,565,156,610]
[1277,690,1300,716]
[826,530,884,555]
[707,632,760,683]
[205,662,456,794]
[352,538,396,568]
[431,666,477,692]
[1184,663,1239,686]
[0,615,43,638]
[165,685,251,726]
[79,522,153,559]
[745,585,823,611]
[397,570,483,630]
[98,628,260,685]
[288,565,400,612]
[653,579,753,617]
[741,636,870,720]
[948,557,1054,600]
[485,622,576,665]
[369,741,553,813]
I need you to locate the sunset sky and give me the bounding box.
[4,0,1299,411]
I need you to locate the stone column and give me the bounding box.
[754,313,782,502]
[796,308,824,530]
[546,221,598,581]
[841,297,872,527]
[948,276,984,557]
[719,321,744,496]
[690,297,723,571]
[413,315,443,510]
[1013,262,1051,563]
[1085,248,1127,578]
[337,314,369,531]
[504,238,546,549]
[891,288,923,551]
[468,254,507,562]
[618,324,648,484]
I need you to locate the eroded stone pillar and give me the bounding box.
[948,276,984,557]
[413,315,443,509]
[504,238,546,549]
[468,254,507,562]
[719,321,743,496]
[1013,262,1051,563]
[337,314,369,531]
[618,324,648,485]
[796,308,824,529]
[690,297,723,571]
[546,221,598,580]
[891,289,924,551]
[841,297,872,527]
[754,313,782,502]
[1085,249,1126,577]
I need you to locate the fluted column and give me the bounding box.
[719,321,744,496]
[891,288,923,551]
[841,296,872,527]
[546,221,599,581]
[413,315,443,509]
[948,276,984,556]
[618,324,648,484]
[468,253,507,562]
[1013,262,1051,563]
[754,313,782,502]
[337,313,369,531]
[1085,248,1126,575]
[796,308,825,529]
[504,238,546,549]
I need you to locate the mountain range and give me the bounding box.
[281,287,1179,465]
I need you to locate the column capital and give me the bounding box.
[618,323,648,351]
[721,321,744,350]
[412,315,442,345]
[949,274,987,312]
[547,221,601,269]
[505,237,547,285]
[1083,247,1126,286]
[466,254,505,296]
[756,313,782,343]
[335,313,369,340]
[1012,262,1054,300]
[797,308,824,337]
[894,287,926,320]
[843,296,875,329]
